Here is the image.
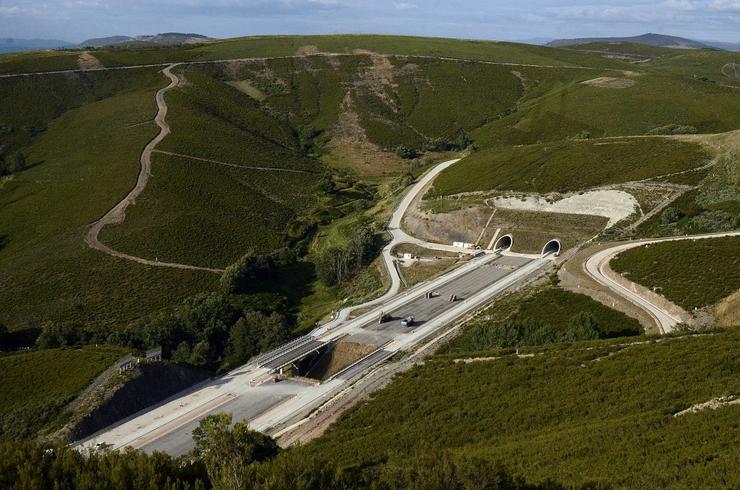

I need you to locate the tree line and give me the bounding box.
[0,414,565,489]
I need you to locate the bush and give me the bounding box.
[395,145,419,159]
[35,322,87,349]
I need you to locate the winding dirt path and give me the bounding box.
[84,64,224,274]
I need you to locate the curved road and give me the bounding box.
[584,231,740,333]
[325,158,480,325]
[84,64,224,273]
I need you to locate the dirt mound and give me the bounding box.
[305,340,376,381]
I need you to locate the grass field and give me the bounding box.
[0,68,217,329]
[0,50,81,75]
[0,68,163,171]
[0,346,127,437]
[611,236,740,310]
[473,69,740,147]
[72,35,631,71]
[447,287,642,353]
[297,328,740,487]
[100,153,314,268]
[431,138,710,195]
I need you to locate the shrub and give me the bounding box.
[647,124,698,135]
[395,145,419,159]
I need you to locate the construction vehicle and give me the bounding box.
[378,311,390,324]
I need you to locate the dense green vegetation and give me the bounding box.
[296,328,740,488]
[472,69,740,147]
[612,236,740,310]
[71,34,631,71]
[0,346,126,438]
[0,68,218,329]
[0,50,81,75]
[447,287,641,353]
[431,138,709,195]
[0,433,558,489]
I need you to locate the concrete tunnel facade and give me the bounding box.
[493,234,513,251]
[541,239,561,257]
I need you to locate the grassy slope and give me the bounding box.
[87,35,630,70]
[431,138,710,195]
[448,287,642,353]
[101,153,312,267]
[473,69,740,147]
[0,50,81,75]
[300,329,740,487]
[569,42,740,87]
[0,346,127,437]
[611,236,740,310]
[0,69,216,329]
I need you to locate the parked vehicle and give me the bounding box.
[400,316,415,327]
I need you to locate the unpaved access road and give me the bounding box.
[84,64,224,273]
[584,231,740,333]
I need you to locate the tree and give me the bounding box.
[220,251,275,294]
[9,153,26,173]
[662,207,684,224]
[192,413,279,490]
[563,312,601,342]
[0,322,6,349]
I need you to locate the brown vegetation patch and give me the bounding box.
[296,45,320,56]
[581,77,636,89]
[78,51,103,70]
[326,91,407,177]
[716,291,740,326]
[225,80,266,101]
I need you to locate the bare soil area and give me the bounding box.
[78,51,103,70]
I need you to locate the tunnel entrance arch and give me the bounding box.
[541,239,561,257]
[493,234,513,251]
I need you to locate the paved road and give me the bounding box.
[584,231,740,333]
[76,156,553,456]
[78,251,551,456]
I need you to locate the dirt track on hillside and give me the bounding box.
[84,64,224,273]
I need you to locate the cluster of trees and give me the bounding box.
[424,129,472,152]
[0,415,559,489]
[467,312,602,350]
[111,292,291,370]
[316,225,377,286]
[395,130,473,160]
[220,248,296,294]
[29,291,291,371]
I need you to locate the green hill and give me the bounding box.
[296,327,740,488]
